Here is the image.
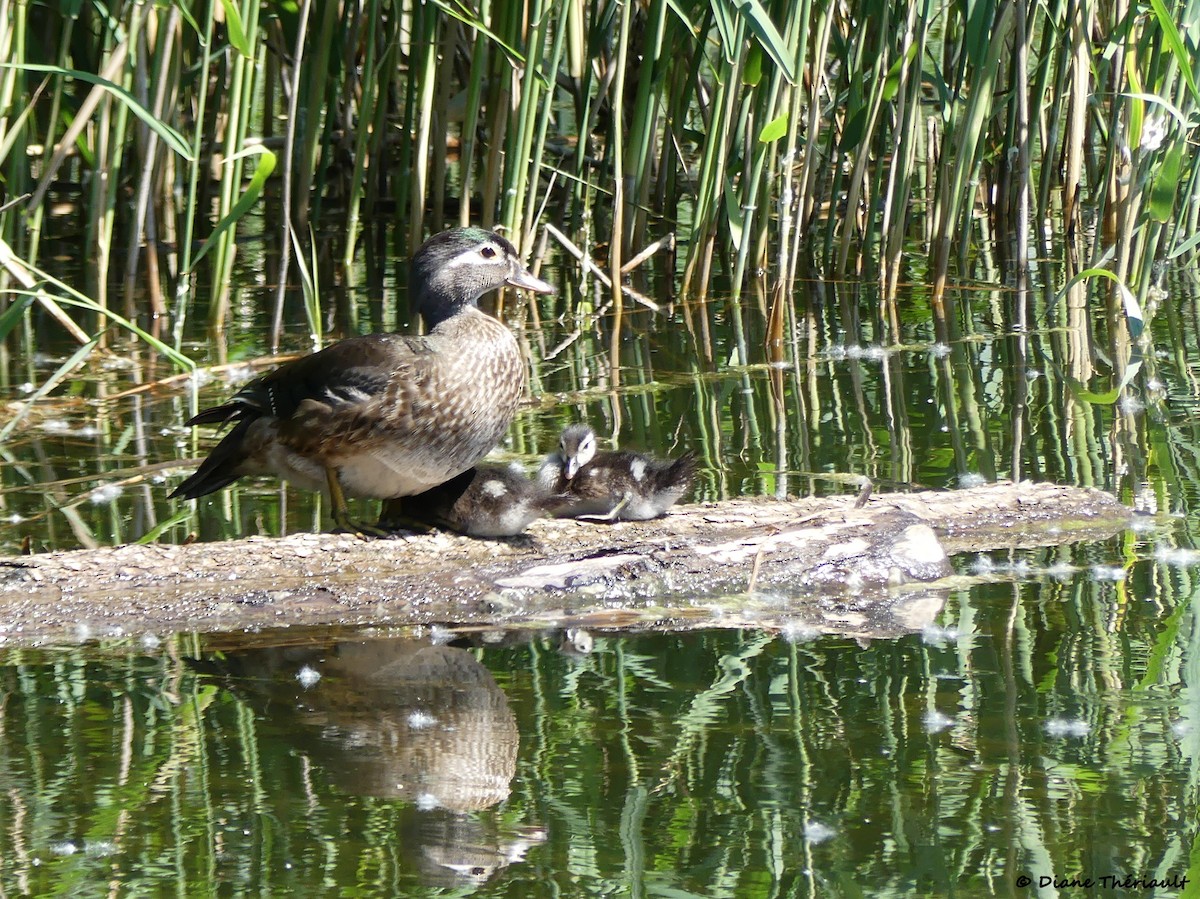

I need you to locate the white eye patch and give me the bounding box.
[443,244,503,269]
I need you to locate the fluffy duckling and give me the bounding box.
[405,464,568,537]
[537,424,695,521]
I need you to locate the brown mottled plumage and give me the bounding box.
[170,228,554,533]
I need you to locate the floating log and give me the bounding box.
[0,482,1133,645]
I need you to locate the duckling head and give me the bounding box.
[559,424,597,480]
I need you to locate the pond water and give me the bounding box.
[0,567,1195,896]
[2,225,1200,894]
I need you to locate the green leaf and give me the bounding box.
[730,0,797,83]
[1052,267,1144,338]
[1124,53,1144,148]
[0,76,49,167]
[840,105,869,152]
[1119,281,1144,338]
[136,510,193,545]
[426,0,529,71]
[0,253,195,372]
[289,223,323,348]
[1148,140,1184,222]
[882,44,917,102]
[49,295,195,371]
[172,0,203,40]
[219,0,253,58]
[723,178,744,247]
[190,146,277,271]
[1063,359,1142,404]
[0,336,102,443]
[664,0,697,34]
[758,112,788,143]
[743,44,763,87]
[0,63,192,160]
[1148,0,1200,106]
[0,293,35,342]
[710,0,738,63]
[1168,230,1200,259]
[1121,92,1189,130]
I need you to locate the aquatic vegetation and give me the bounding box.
[0,0,1193,347]
[0,0,1197,552]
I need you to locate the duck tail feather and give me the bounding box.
[661,451,698,492]
[169,419,254,499]
[184,401,253,428]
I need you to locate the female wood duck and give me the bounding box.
[537,423,696,520]
[170,228,554,534]
[405,463,571,537]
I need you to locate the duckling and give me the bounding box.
[404,464,570,538]
[170,228,555,535]
[537,424,696,521]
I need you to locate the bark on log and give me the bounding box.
[0,482,1132,645]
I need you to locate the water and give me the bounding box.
[0,280,1108,553]
[3,232,1200,893]
[0,558,1194,895]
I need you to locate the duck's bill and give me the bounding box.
[507,265,556,295]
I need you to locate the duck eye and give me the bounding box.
[480,245,497,259]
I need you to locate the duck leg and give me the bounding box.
[326,467,391,538]
[574,493,631,522]
[378,497,404,529]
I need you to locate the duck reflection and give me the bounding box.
[197,634,538,885]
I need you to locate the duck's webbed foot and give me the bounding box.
[331,510,395,539]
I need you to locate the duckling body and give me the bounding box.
[406,464,568,537]
[170,229,554,531]
[538,424,696,521]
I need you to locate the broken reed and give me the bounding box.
[0,0,1196,365]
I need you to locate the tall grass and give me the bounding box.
[0,0,1193,354]
[0,0,1196,538]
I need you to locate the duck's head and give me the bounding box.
[411,227,555,328]
[559,423,597,479]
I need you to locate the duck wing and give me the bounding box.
[171,334,431,499]
[185,334,427,427]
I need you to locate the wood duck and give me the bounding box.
[170,228,554,534]
[404,463,571,537]
[537,423,696,520]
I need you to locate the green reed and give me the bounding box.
[0,0,1196,518]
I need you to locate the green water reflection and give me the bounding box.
[3,230,1200,896]
[2,548,1197,896]
[7,236,1195,550]
[0,284,1169,553]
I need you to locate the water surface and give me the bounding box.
[2,225,1200,895]
[1,548,1194,896]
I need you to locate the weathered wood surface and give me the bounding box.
[0,482,1133,645]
